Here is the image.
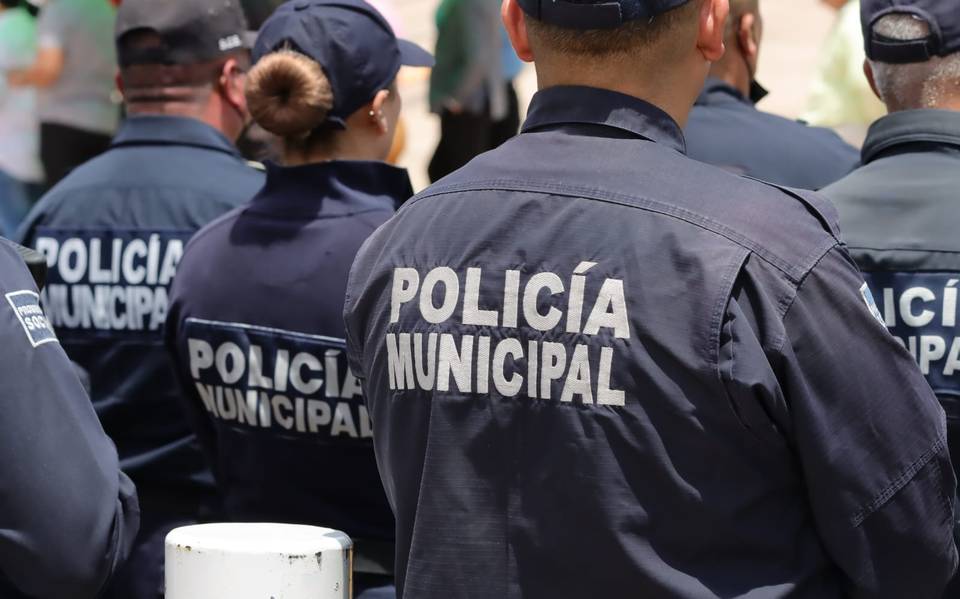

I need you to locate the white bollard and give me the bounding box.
[165,523,353,599]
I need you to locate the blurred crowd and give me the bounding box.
[0,0,888,237]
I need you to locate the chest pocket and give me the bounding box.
[864,272,960,400]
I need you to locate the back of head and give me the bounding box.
[862,1,960,111]
[115,0,252,110]
[246,0,432,163]
[522,0,702,65]
[508,0,728,124]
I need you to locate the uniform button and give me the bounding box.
[294,1,310,9]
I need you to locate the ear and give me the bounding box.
[863,59,882,101]
[115,72,124,97]
[697,0,729,63]
[369,89,392,134]
[738,12,759,65]
[218,56,248,113]
[503,0,534,63]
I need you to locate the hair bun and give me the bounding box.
[245,50,335,138]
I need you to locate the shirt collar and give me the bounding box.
[252,160,413,216]
[862,109,960,163]
[110,115,242,157]
[695,78,749,107]
[521,85,686,154]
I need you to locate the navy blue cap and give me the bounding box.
[253,0,433,127]
[862,0,960,63]
[517,0,693,30]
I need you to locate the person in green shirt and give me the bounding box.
[802,0,885,132]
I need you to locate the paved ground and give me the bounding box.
[392,0,839,190]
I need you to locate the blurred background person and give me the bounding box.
[427,0,506,182]
[16,0,265,596]
[8,0,118,190]
[0,0,42,237]
[165,3,431,598]
[685,0,859,189]
[802,0,885,140]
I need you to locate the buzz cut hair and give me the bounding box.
[870,13,960,110]
[523,0,701,57]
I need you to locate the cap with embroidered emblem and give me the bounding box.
[115,0,255,68]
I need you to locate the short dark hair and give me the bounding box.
[524,1,700,57]
[0,0,23,10]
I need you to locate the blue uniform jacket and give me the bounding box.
[165,161,411,575]
[0,238,139,599]
[685,79,860,190]
[824,109,960,478]
[344,86,957,598]
[15,115,265,512]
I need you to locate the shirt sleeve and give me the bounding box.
[773,246,957,596]
[36,4,67,50]
[0,262,139,598]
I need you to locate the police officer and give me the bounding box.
[821,3,960,591]
[14,1,265,596]
[165,2,431,597]
[0,239,139,599]
[343,0,958,596]
[683,0,860,190]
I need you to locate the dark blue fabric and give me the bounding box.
[825,109,960,594]
[344,85,957,598]
[15,114,265,599]
[0,238,139,599]
[166,160,411,578]
[684,79,860,190]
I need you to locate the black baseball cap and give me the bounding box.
[116,0,255,68]
[253,0,434,127]
[517,0,693,30]
[862,0,960,63]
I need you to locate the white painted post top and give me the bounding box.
[165,523,353,599]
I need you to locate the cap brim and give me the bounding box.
[243,31,259,50]
[398,39,434,68]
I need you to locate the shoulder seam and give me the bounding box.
[770,243,843,357]
[407,180,837,284]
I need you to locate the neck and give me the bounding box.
[127,100,240,141]
[283,134,384,167]
[535,59,708,127]
[708,62,750,99]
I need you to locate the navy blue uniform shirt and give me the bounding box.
[344,86,957,598]
[824,108,960,477]
[166,161,411,576]
[15,115,264,595]
[685,79,860,190]
[0,238,139,599]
